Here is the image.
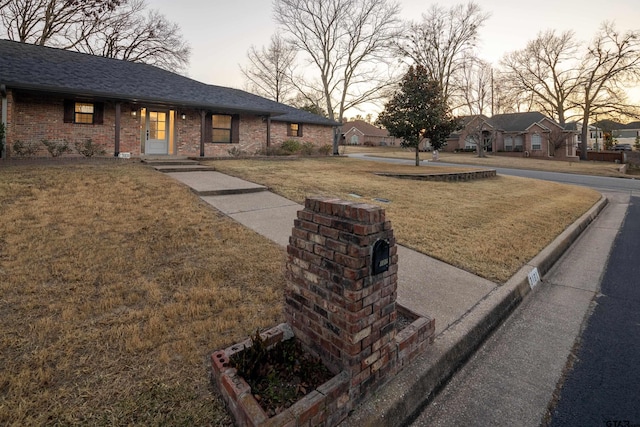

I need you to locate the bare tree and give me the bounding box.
[273,0,402,154]
[241,33,297,103]
[577,23,640,158]
[500,30,582,125]
[0,0,121,48]
[76,0,190,72]
[0,0,190,73]
[547,126,572,157]
[395,2,489,106]
[492,70,537,114]
[459,56,492,115]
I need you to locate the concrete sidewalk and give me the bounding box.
[164,168,607,425]
[168,170,499,336]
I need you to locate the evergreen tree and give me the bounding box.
[377,65,459,165]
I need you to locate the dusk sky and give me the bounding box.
[148,0,640,112]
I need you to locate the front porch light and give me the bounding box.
[181,113,186,120]
[131,110,137,117]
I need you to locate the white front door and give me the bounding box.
[145,110,169,154]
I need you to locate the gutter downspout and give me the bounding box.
[1,84,7,159]
[200,110,206,157]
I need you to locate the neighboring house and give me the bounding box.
[341,120,400,146]
[447,112,577,160]
[0,39,338,158]
[565,122,604,151]
[608,121,640,147]
[444,115,495,152]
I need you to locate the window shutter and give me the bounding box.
[63,100,74,123]
[298,123,304,137]
[231,114,240,143]
[94,102,104,124]
[203,113,212,142]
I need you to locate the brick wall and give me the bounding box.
[5,90,335,158]
[271,122,334,147]
[7,91,128,157]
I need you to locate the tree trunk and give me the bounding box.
[415,145,420,166]
[580,110,589,161]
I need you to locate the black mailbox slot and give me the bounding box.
[372,239,390,275]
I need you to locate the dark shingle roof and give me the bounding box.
[0,39,338,126]
[489,112,548,132]
[271,104,340,126]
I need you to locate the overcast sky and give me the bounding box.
[148,0,640,111]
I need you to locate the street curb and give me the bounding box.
[341,195,609,427]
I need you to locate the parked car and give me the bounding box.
[613,143,633,151]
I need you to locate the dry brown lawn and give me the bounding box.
[342,145,630,177]
[0,161,286,425]
[0,156,600,425]
[209,157,600,283]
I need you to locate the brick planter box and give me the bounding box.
[212,315,433,426]
[211,323,351,427]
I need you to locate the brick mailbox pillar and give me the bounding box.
[285,196,399,403]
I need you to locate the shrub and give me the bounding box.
[74,138,106,157]
[42,139,71,157]
[12,140,40,157]
[228,146,248,157]
[300,142,315,156]
[317,144,332,156]
[279,139,301,155]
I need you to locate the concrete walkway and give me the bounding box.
[159,165,607,426]
[167,169,498,336]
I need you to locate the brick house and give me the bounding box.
[341,120,400,146]
[444,115,495,152]
[0,39,338,159]
[444,112,578,160]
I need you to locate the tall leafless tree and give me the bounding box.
[577,22,640,158]
[395,2,489,106]
[273,0,402,154]
[459,56,492,115]
[76,0,190,72]
[241,33,297,104]
[492,70,537,114]
[0,0,190,72]
[500,30,582,125]
[0,0,122,47]
[497,24,640,159]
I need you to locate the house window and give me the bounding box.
[464,137,477,149]
[514,136,524,152]
[212,114,232,143]
[531,134,542,150]
[63,100,104,124]
[504,136,513,152]
[287,123,303,137]
[75,103,94,124]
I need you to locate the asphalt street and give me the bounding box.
[548,196,640,426]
